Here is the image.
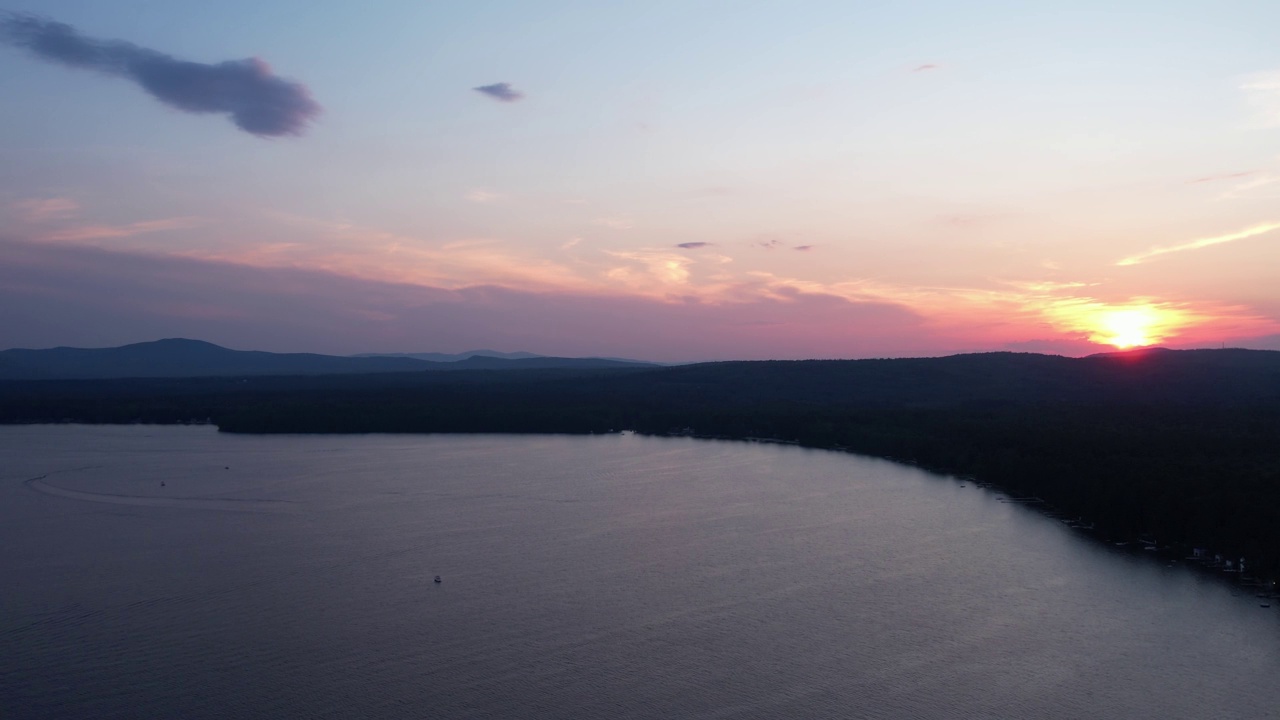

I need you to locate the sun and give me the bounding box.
[1042,300,1197,350]
[1097,308,1159,349]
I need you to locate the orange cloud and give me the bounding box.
[187,218,601,294]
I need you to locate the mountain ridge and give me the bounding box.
[0,338,655,379]
[355,349,543,362]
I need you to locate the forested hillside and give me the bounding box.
[3,348,1277,582]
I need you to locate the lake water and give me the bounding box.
[2,425,1277,719]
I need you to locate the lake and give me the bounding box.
[1,425,1277,719]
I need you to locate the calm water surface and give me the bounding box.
[1,425,1277,719]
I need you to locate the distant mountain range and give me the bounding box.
[357,350,657,364]
[355,350,543,362]
[0,338,656,380]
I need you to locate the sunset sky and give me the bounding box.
[2,1,1279,361]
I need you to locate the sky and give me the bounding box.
[2,0,1279,361]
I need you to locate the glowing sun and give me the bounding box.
[1097,308,1160,349]
[1042,300,1197,350]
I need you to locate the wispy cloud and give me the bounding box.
[1003,279,1090,293]
[12,197,78,222]
[465,189,501,203]
[747,236,817,252]
[912,64,940,72]
[41,217,201,242]
[1217,173,1280,200]
[474,82,523,102]
[593,216,634,230]
[1241,70,1280,127]
[0,13,320,136]
[209,215,599,293]
[1188,170,1256,184]
[676,242,711,250]
[1116,221,1280,266]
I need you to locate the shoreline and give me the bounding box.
[7,421,1278,599]
[646,429,1280,600]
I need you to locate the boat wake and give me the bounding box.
[23,475,297,513]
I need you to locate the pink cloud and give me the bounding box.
[12,197,79,223]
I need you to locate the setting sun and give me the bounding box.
[1040,300,1203,350]
[1098,308,1159,348]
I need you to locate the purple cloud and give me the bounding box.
[794,245,813,251]
[0,13,320,137]
[474,82,523,102]
[676,242,712,249]
[913,64,940,72]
